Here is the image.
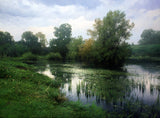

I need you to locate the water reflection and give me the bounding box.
[38,64,55,79]
[126,64,160,105]
[36,61,160,109]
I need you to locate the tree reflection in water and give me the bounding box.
[36,61,160,110]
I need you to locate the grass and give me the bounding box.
[1,58,160,118]
[0,58,105,118]
[128,56,160,63]
[129,44,160,63]
[131,44,160,57]
[130,44,160,62]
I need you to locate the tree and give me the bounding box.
[79,38,95,61]
[87,18,102,40]
[0,31,14,57]
[0,31,13,46]
[138,29,160,45]
[21,31,41,54]
[66,36,83,60]
[22,31,38,44]
[54,24,71,39]
[50,23,72,59]
[35,32,48,47]
[87,10,134,68]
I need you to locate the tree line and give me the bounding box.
[131,29,160,57]
[2,10,159,67]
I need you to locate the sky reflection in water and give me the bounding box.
[37,62,160,109]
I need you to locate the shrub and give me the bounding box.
[21,52,38,61]
[0,65,9,78]
[46,52,62,60]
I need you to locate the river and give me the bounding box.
[36,61,160,111]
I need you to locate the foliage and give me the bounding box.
[67,36,83,60]
[46,52,62,60]
[0,65,9,78]
[138,29,160,45]
[87,18,102,40]
[35,32,48,47]
[0,31,13,45]
[54,23,71,39]
[21,52,38,61]
[0,31,14,57]
[12,41,29,56]
[131,44,160,57]
[21,31,41,54]
[131,29,160,60]
[0,10,135,68]
[79,38,95,61]
[50,23,72,59]
[85,10,134,68]
[107,98,160,118]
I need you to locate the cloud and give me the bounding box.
[33,0,101,9]
[0,0,159,44]
[0,0,89,40]
[128,9,160,44]
[28,17,94,41]
[28,26,54,40]
[0,0,38,17]
[131,0,160,10]
[68,16,94,39]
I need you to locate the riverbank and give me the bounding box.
[128,56,160,63]
[0,58,105,118]
[1,58,160,118]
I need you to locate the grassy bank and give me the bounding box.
[131,44,160,57]
[128,56,160,63]
[129,44,160,63]
[0,58,105,118]
[1,58,160,118]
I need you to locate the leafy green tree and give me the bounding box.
[22,31,38,45]
[54,24,71,39]
[0,31,14,57]
[35,32,48,47]
[21,31,41,54]
[12,41,28,57]
[138,29,160,45]
[67,36,83,60]
[49,38,57,51]
[87,10,134,68]
[50,23,72,59]
[0,31,13,46]
[87,18,102,40]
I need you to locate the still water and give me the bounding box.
[37,61,160,110]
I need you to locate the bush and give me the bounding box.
[21,52,38,61]
[0,65,9,78]
[46,52,62,60]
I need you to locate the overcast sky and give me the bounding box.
[0,0,160,44]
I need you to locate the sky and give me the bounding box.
[0,0,160,44]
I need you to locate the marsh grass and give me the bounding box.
[45,61,160,118]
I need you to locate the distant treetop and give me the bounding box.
[139,29,160,45]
